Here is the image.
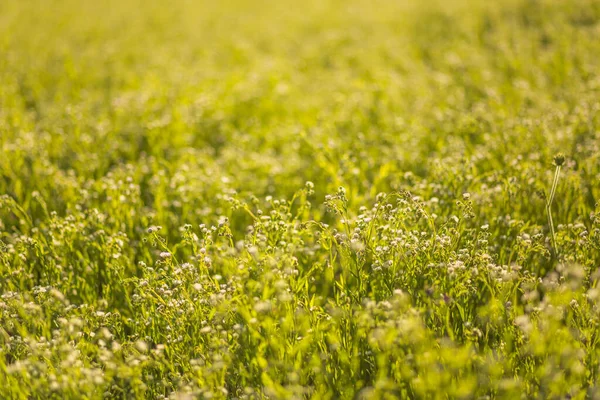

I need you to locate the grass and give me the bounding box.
[1,0,600,398]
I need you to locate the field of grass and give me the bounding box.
[1,0,600,398]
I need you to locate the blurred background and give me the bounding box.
[1,0,599,226]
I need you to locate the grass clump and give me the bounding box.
[1,0,600,398]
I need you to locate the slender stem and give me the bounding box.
[549,166,561,204]
[546,165,561,257]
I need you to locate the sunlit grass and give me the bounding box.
[1,0,600,398]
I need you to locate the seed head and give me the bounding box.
[553,153,565,167]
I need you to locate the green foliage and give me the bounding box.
[1,0,600,398]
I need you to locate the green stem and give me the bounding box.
[546,165,561,257]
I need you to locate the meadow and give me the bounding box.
[1,0,600,398]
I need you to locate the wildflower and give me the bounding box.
[570,299,579,308]
[254,300,272,313]
[135,340,149,352]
